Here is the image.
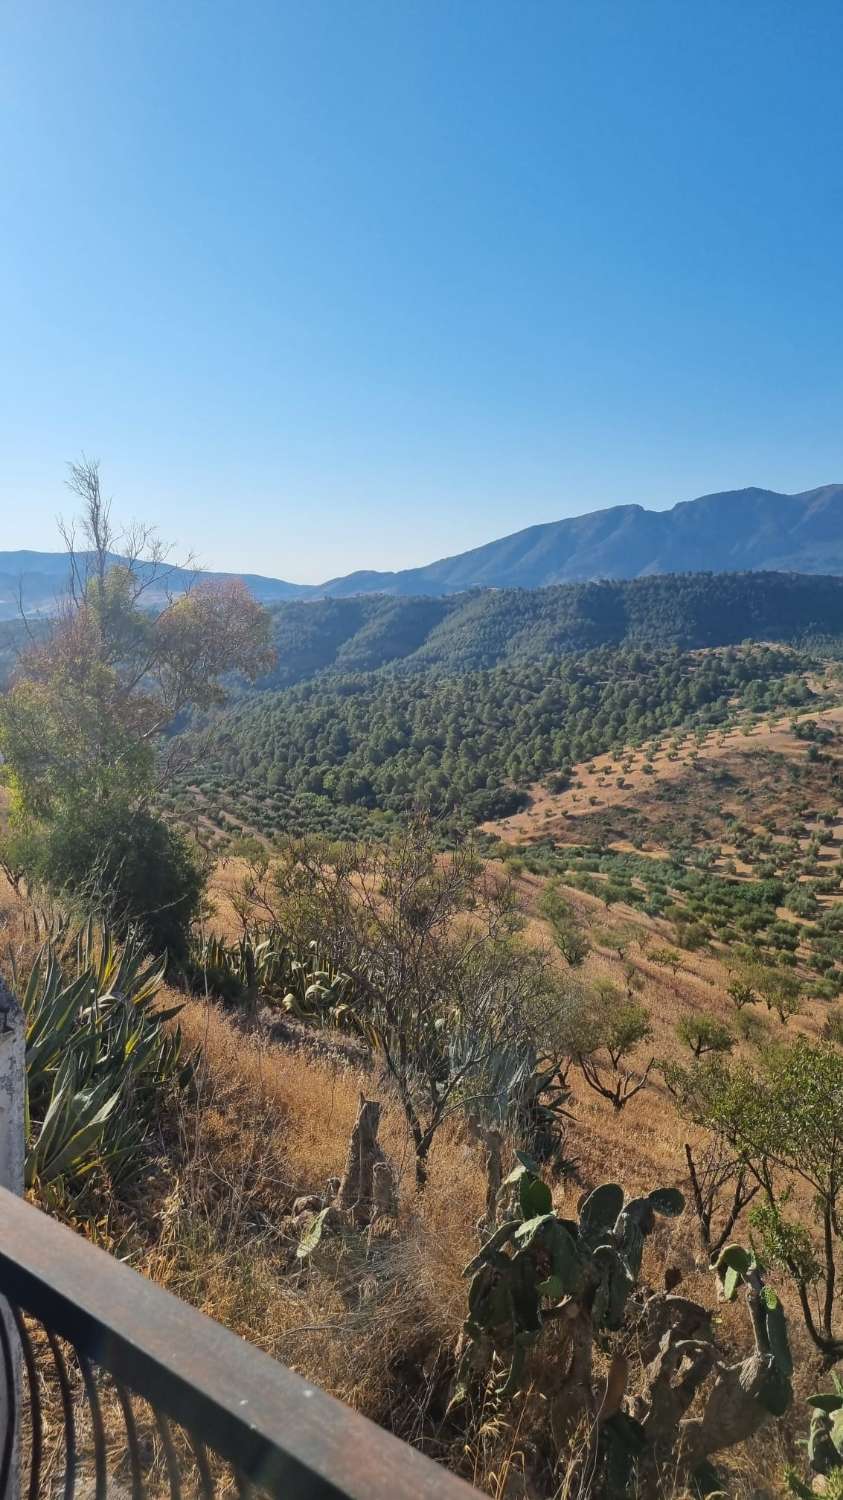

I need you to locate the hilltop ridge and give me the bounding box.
[3,483,843,617]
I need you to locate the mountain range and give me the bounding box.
[3,483,843,618]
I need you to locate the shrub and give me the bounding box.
[33,803,206,960]
[669,1038,843,1362]
[540,879,589,967]
[456,1161,791,1497]
[825,1009,843,1046]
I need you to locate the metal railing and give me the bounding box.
[0,1185,477,1500]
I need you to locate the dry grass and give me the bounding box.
[120,994,482,1423]
[0,845,826,1497]
[120,989,799,1496]
[483,699,843,846]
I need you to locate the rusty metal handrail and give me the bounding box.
[0,1185,477,1499]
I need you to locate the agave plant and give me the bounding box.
[448,1035,574,1170]
[281,942,357,1024]
[20,921,193,1201]
[190,925,365,1033]
[191,929,292,1004]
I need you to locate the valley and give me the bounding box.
[4,540,843,1500]
[9,9,843,1493]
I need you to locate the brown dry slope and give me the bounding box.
[483,701,843,848]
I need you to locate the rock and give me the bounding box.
[292,1194,323,1215]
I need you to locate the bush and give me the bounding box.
[34,803,206,960]
[465,786,529,820]
[824,1009,843,1046]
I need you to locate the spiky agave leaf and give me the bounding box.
[296,1206,336,1261]
[23,925,192,1199]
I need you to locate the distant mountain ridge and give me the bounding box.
[3,484,843,617]
[0,551,305,621]
[314,484,843,596]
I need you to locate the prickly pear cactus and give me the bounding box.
[583,1182,684,1332]
[713,1243,793,1417]
[795,1375,843,1482]
[452,1168,685,1403]
[786,1383,843,1500]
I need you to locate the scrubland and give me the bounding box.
[5,676,843,1498]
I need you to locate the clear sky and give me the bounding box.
[1,2,842,582]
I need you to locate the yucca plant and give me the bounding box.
[19,920,193,1202]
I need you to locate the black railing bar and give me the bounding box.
[113,1379,145,1500]
[0,1305,17,1500]
[188,1432,215,1500]
[78,1352,107,1500]
[45,1328,77,1500]
[153,1410,182,1500]
[0,1188,477,1499]
[11,1309,42,1500]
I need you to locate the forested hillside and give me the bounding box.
[170,643,814,840]
[259,570,843,687]
[8,480,843,1500]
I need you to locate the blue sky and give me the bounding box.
[1,2,842,582]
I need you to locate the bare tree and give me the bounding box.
[684,1139,760,1259]
[60,456,188,607]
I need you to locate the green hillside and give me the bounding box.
[170,642,816,841]
[259,571,843,686]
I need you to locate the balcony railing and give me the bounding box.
[0,1184,478,1500]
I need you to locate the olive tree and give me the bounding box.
[251,823,574,1186]
[575,984,655,1111]
[676,1014,734,1059]
[540,878,590,967]
[668,1038,843,1363]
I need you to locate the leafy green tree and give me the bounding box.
[248,823,570,1186]
[668,1039,843,1361]
[650,946,683,976]
[576,987,654,1111]
[0,461,274,952]
[754,966,803,1024]
[34,804,206,960]
[676,1013,734,1059]
[727,977,757,1010]
[540,879,590,967]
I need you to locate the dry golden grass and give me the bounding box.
[121,994,481,1421]
[482,698,843,846]
[0,833,831,1496]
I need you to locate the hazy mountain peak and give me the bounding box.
[2,483,843,617]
